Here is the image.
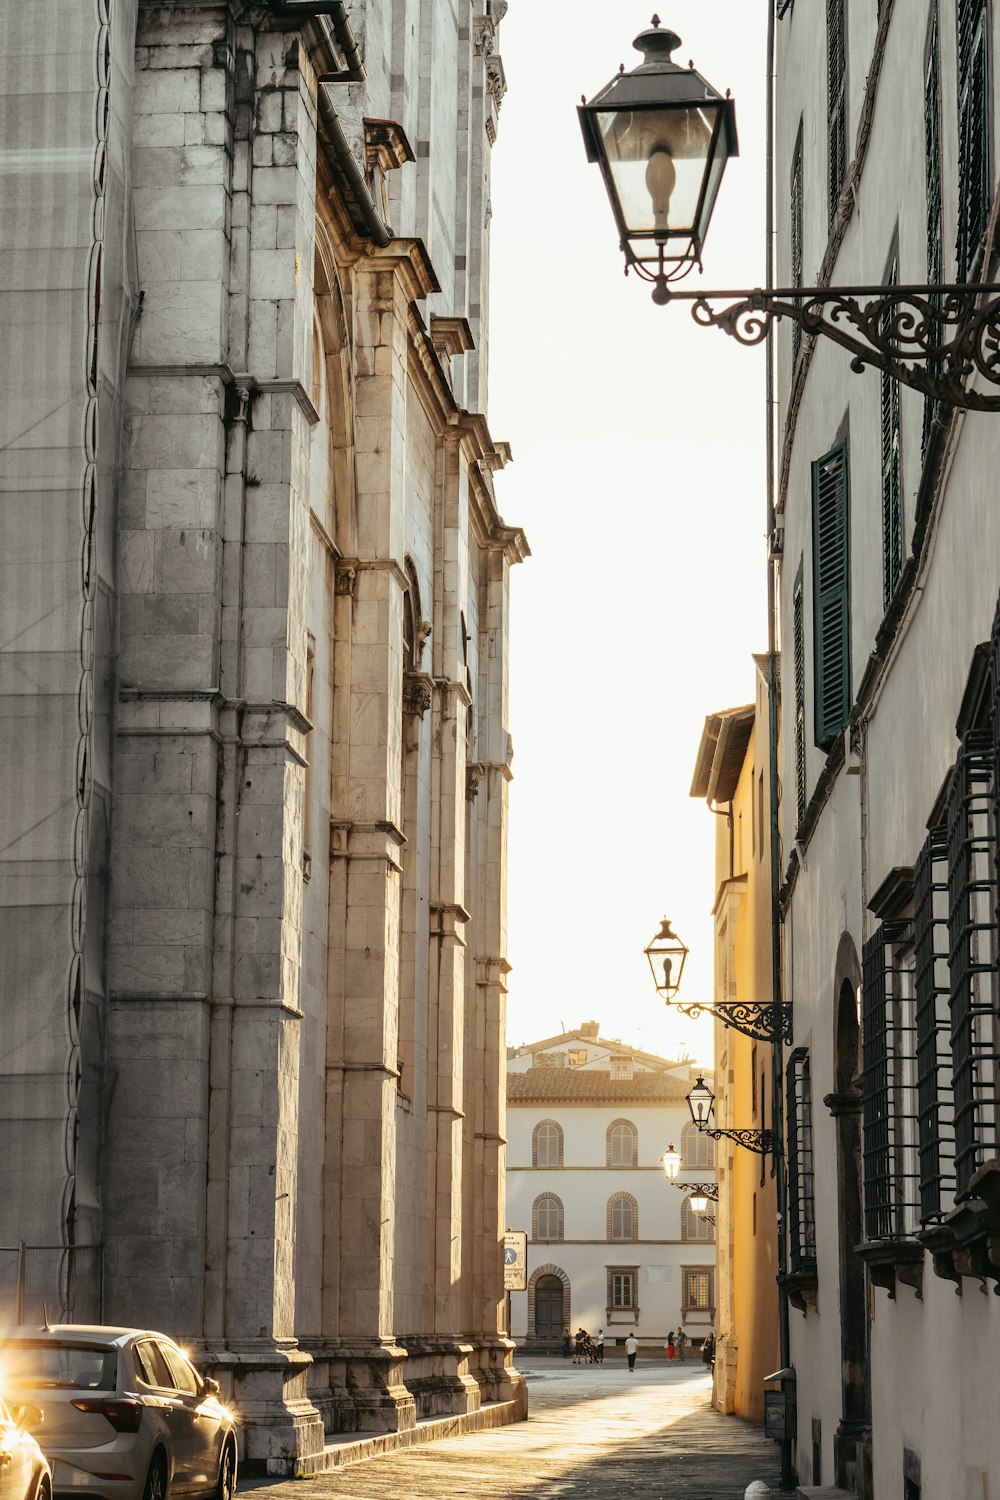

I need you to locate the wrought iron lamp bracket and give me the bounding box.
[671,999,792,1043]
[660,284,1000,411]
[667,1181,719,1201]
[703,1126,774,1156]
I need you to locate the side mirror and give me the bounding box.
[202,1378,221,1397]
[15,1404,43,1433]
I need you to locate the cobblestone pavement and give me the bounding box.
[246,1356,782,1499]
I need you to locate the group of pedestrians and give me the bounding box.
[562,1326,605,1363]
[560,1326,715,1371]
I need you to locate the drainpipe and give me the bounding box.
[764,0,794,1491]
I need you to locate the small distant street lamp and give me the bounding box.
[643,916,688,1000]
[686,1073,773,1156]
[580,16,1000,411]
[661,1143,682,1182]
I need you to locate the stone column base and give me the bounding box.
[193,1339,325,1476]
[396,1337,485,1419]
[469,1337,527,1414]
[302,1340,417,1436]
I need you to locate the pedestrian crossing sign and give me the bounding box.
[503,1230,527,1289]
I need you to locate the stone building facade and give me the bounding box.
[774,1,1000,1494]
[506,1025,716,1353]
[0,0,527,1472]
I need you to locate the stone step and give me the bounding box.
[796,1488,856,1499]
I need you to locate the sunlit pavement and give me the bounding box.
[245,1355,781,1499]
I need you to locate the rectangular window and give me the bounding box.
[811,442,851,749]
[956,0,991,281]
[827,0,848,225]
[793,569,807,826]
[607,1267,638,1310]
[568,1048,587,1067]
[923,4,943,454]
[681,1267,715,1313]
[787,1048,817,1272]
[790,125,804,367]
[861,920,920,1239]
[881,258,902,609]
[610,1057,633,1081]
[915,824,955,1222]
[946,730,1000,1197]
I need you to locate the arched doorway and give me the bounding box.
[527,1262,570,1346]
[828,944,871,1495]
[534,1275,564,1340]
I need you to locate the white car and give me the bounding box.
[0,1328,237,1500]
[0,1395,51,1500]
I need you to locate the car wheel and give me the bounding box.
[214,1441,237,1500]
[30,1473,51,1500]
[143,1454,168,1500]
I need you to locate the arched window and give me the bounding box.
[681,1122,715,1170]
[681,1197,715,1241]
[607,1191,638,1241]
[533,1119,563,1167]
[606,1118,638,1167]
[532,1193,564,1241]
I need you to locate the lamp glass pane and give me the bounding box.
[689,1194,709,1213]
[693,122,730,246]
[595,103,721,236]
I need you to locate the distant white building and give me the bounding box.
[505,1023,716,1351]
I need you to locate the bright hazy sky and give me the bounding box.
[487,3,770,1067]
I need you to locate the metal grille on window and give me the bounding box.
[793,572,806,827]
[790,128,804,368]
[946,731,1000,1199]
[956,0,990,281]
[827,0,848,225]
[923,3,943,454]
[787,1048,817,1272]
[881,260,902,609]
[862,920,920,1240]
[915,824,955,1222]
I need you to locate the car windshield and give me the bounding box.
[0,1342,118,1390]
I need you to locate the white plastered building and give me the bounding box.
[505,1024,715,1352]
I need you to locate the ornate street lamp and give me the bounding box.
[686,1074,773,1156]
[581,18,1000,410]
[643,916,688,1000]
[661,1143,682,1182]
[578,16,738,302]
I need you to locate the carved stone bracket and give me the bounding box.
[823,1088,863,1118]
[857,1238,924,1300]
[335,563,356,597]
[403,670,433,718]
[466,762,486,801]
[778,1267,819,1316]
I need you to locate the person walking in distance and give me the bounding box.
[595,1329,605,1364]
[625,1332,639,1372]
[676,1327,688,1362]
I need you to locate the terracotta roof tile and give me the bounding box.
[506,1067,691,1103]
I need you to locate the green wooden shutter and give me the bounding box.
[827,0,848,224]
[812,442,851,748]
[793,572,807,827]
[957,0,990,281]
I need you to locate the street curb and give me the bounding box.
[255,1397,527,1479]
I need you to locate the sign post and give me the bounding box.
[503,1230,527,1337]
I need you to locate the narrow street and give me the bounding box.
[246,1358,781,1500]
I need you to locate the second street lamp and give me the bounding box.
[643,917,688,1001]
[686,1073,773,1156]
